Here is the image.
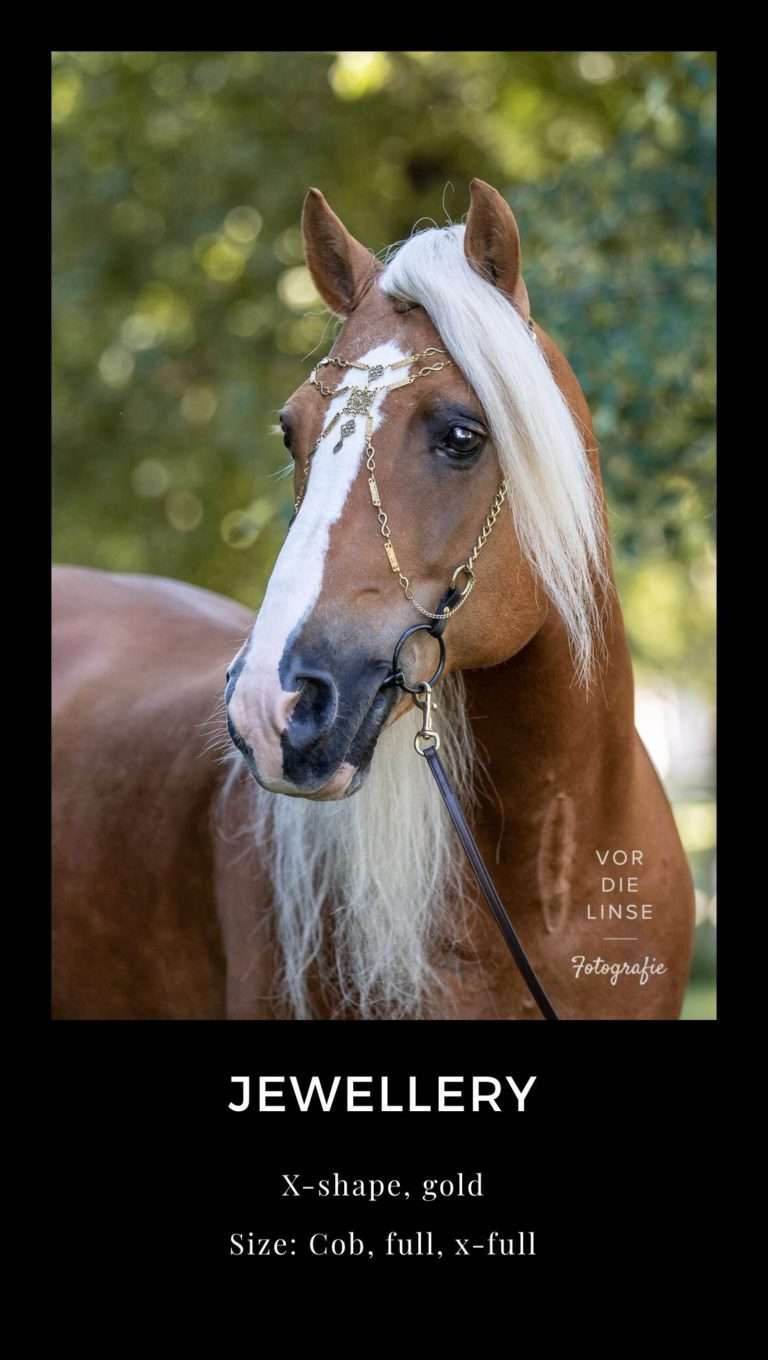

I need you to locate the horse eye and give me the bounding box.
[440,425,486,458]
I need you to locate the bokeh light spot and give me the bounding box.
[165,489,203,531]
[273,226,304,265]
[673,802,716,856]
[224,206,263,244]
[52,69,82,124]
[277,266,320,312]
[98,346,134,388]
[329,51,392,100]
[221,509,261,549]
[577,52,617,84]
[181,386,218,424]
[201,239,248,283]
[145,110,185,148]
[150,62,186,99]
[194,57,231,93]
[121,283,194,351]
[132,458,171,497]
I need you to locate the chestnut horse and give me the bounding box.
[52,179,695,1020]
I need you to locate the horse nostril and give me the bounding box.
[287,670,339,747]
[225,668,231,683]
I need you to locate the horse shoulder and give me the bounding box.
[52,565,275,1018]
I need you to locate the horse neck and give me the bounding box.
[462,584,636,830]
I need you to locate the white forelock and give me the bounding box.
[379,223,609,685]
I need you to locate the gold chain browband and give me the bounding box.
[295,348,508,623]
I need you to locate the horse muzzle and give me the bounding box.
[225,645,398,799]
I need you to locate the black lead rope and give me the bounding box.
[386,599,560,1022]
[423,746,559,1022]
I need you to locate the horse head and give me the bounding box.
[226,179,607,800]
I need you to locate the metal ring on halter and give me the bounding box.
[414,729,441,756]
[451,564,475,597]
[385,624,446,693]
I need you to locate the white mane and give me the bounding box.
[379,223,609,686]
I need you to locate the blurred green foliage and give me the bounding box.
[53,49,714,691]
[52,50,716,1017]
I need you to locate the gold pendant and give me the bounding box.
[343,387,376,417]
[332,419,356,454]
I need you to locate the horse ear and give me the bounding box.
[301,188,378,317]
[464,178,530,321]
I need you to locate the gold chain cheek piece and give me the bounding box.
[293,348,508,622]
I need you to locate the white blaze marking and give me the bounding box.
[229,340,409,787]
